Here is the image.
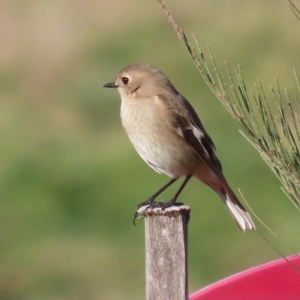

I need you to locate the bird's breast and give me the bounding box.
[120,98,198,178]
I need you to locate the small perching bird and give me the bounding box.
[104,64,255,231]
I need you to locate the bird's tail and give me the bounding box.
[217,187,256,231]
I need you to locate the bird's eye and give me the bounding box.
[121,77,129,85]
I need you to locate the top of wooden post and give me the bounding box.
[137,204,191,300]
[137,204,190,219]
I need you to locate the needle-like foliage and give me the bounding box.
[156,0,300,209]
[289,0,300,20]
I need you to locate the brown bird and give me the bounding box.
[104,64,255,231]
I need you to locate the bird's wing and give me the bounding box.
[158,93,223,177]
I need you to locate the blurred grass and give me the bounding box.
[0,0,300,299]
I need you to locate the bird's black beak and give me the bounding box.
[103,82,118,88]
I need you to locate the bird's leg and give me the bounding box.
[133,178,178,225]
[159,174,192,209]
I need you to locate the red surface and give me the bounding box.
[190,255,300,300]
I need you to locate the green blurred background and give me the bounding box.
[0,0,300,299]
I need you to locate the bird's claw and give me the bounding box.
[132,199,184,225]
[132,199,156,226]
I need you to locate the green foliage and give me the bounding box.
[157,0,300,209]
[0,1,300,299]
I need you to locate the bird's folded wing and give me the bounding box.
[158,93,224,178]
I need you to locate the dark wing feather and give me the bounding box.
[158,93,223,176]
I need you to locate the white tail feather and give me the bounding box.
[226,198,256,231]
[216,189,255,231]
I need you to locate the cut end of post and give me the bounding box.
[137,204,190,219]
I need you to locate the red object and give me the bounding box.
[190,255,300,300]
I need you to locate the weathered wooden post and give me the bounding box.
[137,205,190,300]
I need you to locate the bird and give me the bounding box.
[103,63,255,231]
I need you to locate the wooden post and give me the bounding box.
[137,205,190,300]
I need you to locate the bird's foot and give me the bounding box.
[155,199,183,210]
[133,198,156,225]
[157,200,190,224]
[132,198,183,225]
